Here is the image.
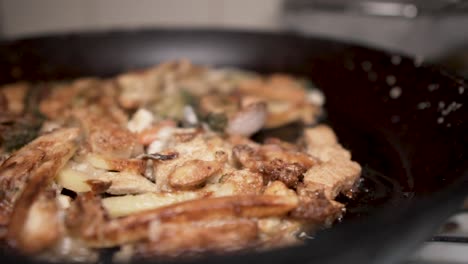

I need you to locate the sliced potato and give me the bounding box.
[86,153,146,175]
[57,168,91,193]
[56,168,156,195]
[103,192,199,218]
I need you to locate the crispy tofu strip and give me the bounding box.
[302,158,361,199]
[0,128,79,252]
[73,109,142,158]
[66,194,298,247]
[302,125,361,199]
[0,128,79,224]
[134,219,258,258]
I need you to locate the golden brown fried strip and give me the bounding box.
[0,128,79,252]
[302,158,361,199]
[134,219,258,259]
[0,128,79,224]
[73,109,142,158]
[66,194,298,248]
[13,191,61,254]
[302,125,361,199]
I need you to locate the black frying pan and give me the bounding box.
[0,29,467,264]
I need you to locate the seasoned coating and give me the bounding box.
[0,62,362,261]
[290,186,344,224]
[72,108,142,158]
[0,128,79,226]
[302,125,362,199]
[66,193,298,248]
[0,128,79,252]
[169,159,223,189]
[262,159,307,189]
[134,219,258,258]
[86,153,146,175]
[232,142,316,188]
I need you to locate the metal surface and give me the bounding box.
[0,29,466,264]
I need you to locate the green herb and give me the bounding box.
[1,118,42,152]
[180,89,197,108]
[0,83,46,152]
[205,112,227,132]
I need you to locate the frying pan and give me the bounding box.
[0,29,467,264]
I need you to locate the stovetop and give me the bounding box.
[407,199,468,263]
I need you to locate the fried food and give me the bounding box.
[0,61,360,262]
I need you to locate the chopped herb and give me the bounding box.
[1,118,42,152]
[205,112,227,132]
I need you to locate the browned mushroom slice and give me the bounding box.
[66,194,298,247]
[0,128,80,252]
[168,159,222,189]
[133,219,258,258]
[153,135,232,192]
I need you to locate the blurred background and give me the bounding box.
[1,0,468,76]
[1,1,468,263]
